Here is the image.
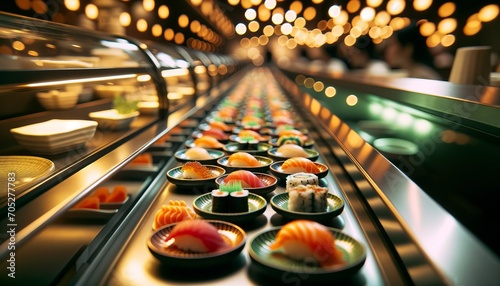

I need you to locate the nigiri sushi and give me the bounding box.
[181,161,214,179]
[202,128,228,141]
[223,170,266,188]
[185,147,213,160]
[228,152,261,167]
[238,130,265,141]
[193,135,224,149]
[165,219,228,253]
[269,220,343,267]
[277,135,304,146]
[276,144,309,158]
[281,157,320,173]
[209,121,231,132]
[153,201,197,230]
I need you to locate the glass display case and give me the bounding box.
[0,12,244,285]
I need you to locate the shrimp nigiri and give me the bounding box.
[269,220,343,267]
[165,219,228,253]
[281,157,320,173]
[228,152,261,167]
[223,170,265,188]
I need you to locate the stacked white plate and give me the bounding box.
[36,90,79,110]
[89,109,139,130]
[10,119,98,155]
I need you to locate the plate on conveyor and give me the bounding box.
[270,192,344,223]
[223,142,272,156]
[217,155,273,173]
[269,161,329,180]
[192,192,267,224]
[249,227,366,282]
[215,172,278,195]
[166,165,225,188]
[174,148,225,165]
[268,137,315,149]
[267,147,319,162]
[148,220,246,268]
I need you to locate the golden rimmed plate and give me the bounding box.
[269,161,329,180]
[166,165,226,188]
[0,156,55,198]
[249,227,366,282]
[215,172,278,195]
[174,149,225,165]
[270,193,344,223]
[223,142,272,156]
[267,147,319,162]
[217,155,273,173]
[148,220,246,268]
[193,193,267,224]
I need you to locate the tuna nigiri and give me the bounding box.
[223,170,266,188]
[269,220,344,267]
[202,128,228,141]
[165,219,228,253]
[228,152,261,167]
[193,135,224,149]
[281,157,320,173]
[153,200,196,230]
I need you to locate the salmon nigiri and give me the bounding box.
[223,170,265,188]
[281,157,320,173]
[165,219,228,253]
[193,135,224,149]
[238,130,265,141]
[228,152,261,167]
[269,220,344,267]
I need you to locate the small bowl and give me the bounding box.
[267,147,319,162]
[89,109,139,130]
[193,192,267,224]
[36,90,79,110]
[223,142,272,156]
[174,149,225,165]
[215,172,278,195]
[148,220,246,268]
[217,155,272,173]
[166,165,226,188]
[269,161,329,180]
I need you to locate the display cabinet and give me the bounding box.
[0,12,243,285]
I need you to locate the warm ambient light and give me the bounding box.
[64,0,79,11]
[366,0,383,8]
[328,5,341,18]
[325,86,336,97]
[245,8,257,21]
[438,2,455,18]
[413,0,432,11]
[119,12,131,27]
[437,18,457,34]
[387,0,405,15]
[264,0,276,10]
[478,4,499,22]
[346,94,358,106]
[85,4,98,20]
[137,19,148,32]
[235,23,247,35]
[178,14,189,28]
[158,5,169,19]
[143,0,155,12]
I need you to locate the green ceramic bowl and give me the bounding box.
[166,165,225,188]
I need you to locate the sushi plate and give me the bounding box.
[249,227,366,282]
[217,155,273,173]
[270,193,344,223]
[174,149,225,165]
[184,139,224,150]
[148,220,246,268]
[191,130,230,143]
[267,147,319,162]
[192,193,267,223]
[223,142,272,156]
[269,161,329,180]
[215,173,278,195]
[268,138,315,148]
[166,165,226,188]
[228,134,272,143]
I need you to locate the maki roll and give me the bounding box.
[211,189,231,213]
[288,185,328,212]
[230,190,249,212]
[277,135,304,146]
[286,173,319,190]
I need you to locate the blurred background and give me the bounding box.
[1,0,499,79]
